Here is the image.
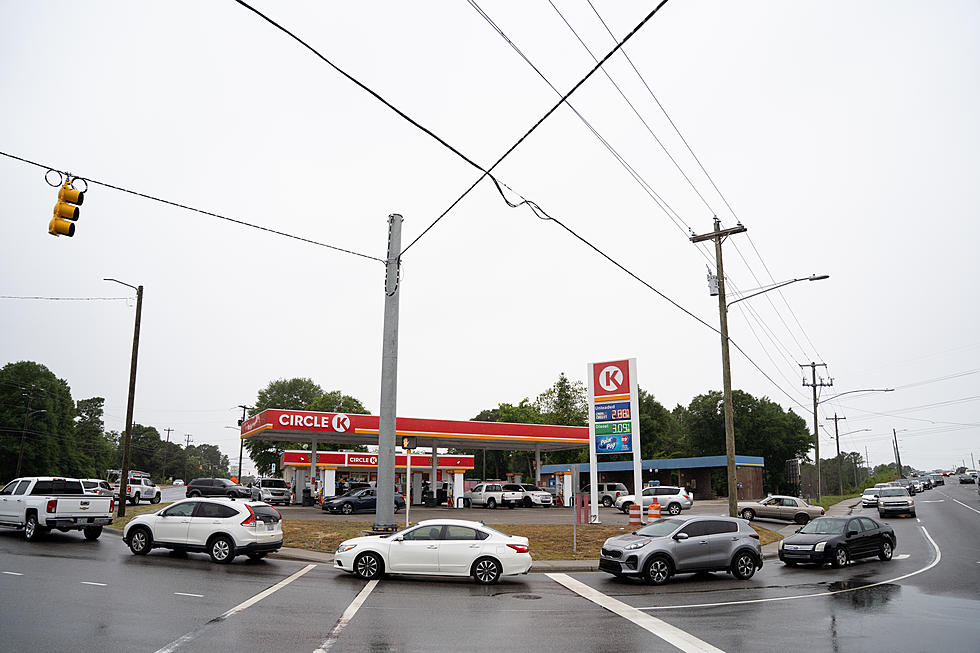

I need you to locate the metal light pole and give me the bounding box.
[375,214,402,531]
[104,279,143,518]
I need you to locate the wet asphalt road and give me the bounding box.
[1,483,977,652]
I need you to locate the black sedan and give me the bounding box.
[778,516,896,568]
[322,487,405,515]
[959,474,974,484]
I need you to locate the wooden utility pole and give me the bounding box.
[162,428,174,481]
[801,362,832,501]
[826,413,846,495]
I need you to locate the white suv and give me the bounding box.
[616,485,694,516]
[123,498,283,563]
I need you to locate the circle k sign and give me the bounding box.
[593,359,630,397]
[332,414,351,432]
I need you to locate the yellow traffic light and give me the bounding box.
[49,180,84,237]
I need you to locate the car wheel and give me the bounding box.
[740,508,755,520]
[794,513,810,525]
[246,552,268,561]
[523,497,532,508]
[128,527,151,555]
[910,510,916,518]
[487,498,497,510]
[667,503,682,516]
[189,490,201,498]
[341,503,354,515]
[643,556,672,585]
[208,535,235,564]
[83,525,103,541]
[507,502,516,509]
[878,510,885,518]
[151,494,161,504]
[731,552,757,580]
[130,494,139,505]
[620,502,632,514]
[831,546,848,568]
[602,497,613,508]
[24,514,41,541]
[354,552,383,580]
[878,538,894,561]
[472,557,502,585]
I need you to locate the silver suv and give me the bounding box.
[599,515,762,585]
[250,478,290,506]
[615,486,693,516]
[580,482,629,508]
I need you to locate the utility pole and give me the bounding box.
[892,429,904,477]
[375,213,402,532]
[691,217,747,518]
[110,282,143,518]
[801,362,832,501]
[161,427,173,481]
[236,405,252,480]
[826,413,846,496]
[15,386,36,478]
[184,434,193,483]
[972,453,976,470]
[866,446,871,481]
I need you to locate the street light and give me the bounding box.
[15,408,46,477]
[104,278,143,517]
[817,388,892,499]
[709,269,829,517]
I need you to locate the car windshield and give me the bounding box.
[635,518,684,537]
[800,518,847,534]
[862,490,877,495]
[879,488,909,497]
[263,479,288,488]
[521,485,544,492]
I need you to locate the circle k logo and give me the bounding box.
[598,365,625,392]
[332,413,351,432]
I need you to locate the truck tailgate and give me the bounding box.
[49,496,114,517]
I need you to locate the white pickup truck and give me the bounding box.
[0,477,115,541]
[463,482,523,509]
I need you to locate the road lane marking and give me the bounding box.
[920,500,944,503]
[173,592,204,598]
[937,490,980,515]
[548,573,724,653]
[81,581,107,586]
[894,554,910,560]
[2,572,23,576]
[314,579,379,653]
[154,563,316,653]
[636,527,941,610]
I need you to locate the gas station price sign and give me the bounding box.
[594,401,631,422]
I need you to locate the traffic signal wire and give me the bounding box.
[0,150,386,264]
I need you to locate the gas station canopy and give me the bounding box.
[240,408,589,452]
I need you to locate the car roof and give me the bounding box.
[415,518,492,529]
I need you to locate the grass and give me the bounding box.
[109,501,172,532]
[808,493,863,511]
[281,520,783,560]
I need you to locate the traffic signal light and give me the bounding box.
[401,436,417,450]
[49,180,84,237]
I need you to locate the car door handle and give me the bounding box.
[699,540,708,545]
[469,544,480,548]
[426,545,438,549]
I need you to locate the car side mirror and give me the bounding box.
[794,528,801,533]
[673,532,689,541]
[393,536,403,542]
[846,530,858,538]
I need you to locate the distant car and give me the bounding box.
[321,487,405,515]
[778,516,895,568]
[894,479,917,495]
[599,515,762,585]
[929,474,944,486]
[580,482,629,508]
[123,498,282,563]
[334,519,531,584]
[616,486,693,516]
[861,489,880,508]
[877,487,915,517]
[516,484,553,507]
[959,474,974,484]
[737,495,825,525]
[250,477,290,506]
[81,479,115,496]
[173,479,184,487]
[185,478,250,499]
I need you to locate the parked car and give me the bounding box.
[463,483,523,509]
[861,489,881,508]
[81,478,115,496]
[322,487,405,515]
[333,519,531,584]
[877,487,915,517]
[123,498,282,563]
[185,477,251,499]
[615,486,693,516]
[737,495,825,525]
[514,484,553,507]
[894,479,917,495]
[0,477,114,541]
[598,515,762,585]
[778,515,895,568]
[250,477,290,506]
[580,482,629,508]
[173,479,184,487]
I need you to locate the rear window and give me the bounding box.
[261,479,288,489]
[31,479,84,495]
[252,505,281,522]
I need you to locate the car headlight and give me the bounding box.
[908,499,914,505]
[778,539,784,550]
[814,541,827,552]
[625,540,650,550]
[336,543,357,554]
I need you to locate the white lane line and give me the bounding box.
[81,581,107,586]
[154,563,316,653]
[637,527,942,611]
[920,500,945,503]
[950,498,980,515]
[174,592,204,598]
[894,554,910,560]
[2,571,24,576]
[314,580,379,653]
[548,573,723,653]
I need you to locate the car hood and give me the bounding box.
[783,532,841,546]
[342,533,392,547]
[737,501,765,509]
[604,533,658,548]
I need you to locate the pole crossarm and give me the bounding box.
[817,388,893,405]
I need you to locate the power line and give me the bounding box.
[0,295,130,301]
[0,150,385,264]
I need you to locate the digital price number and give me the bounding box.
[594,401,632,422]
[594,421,632,436]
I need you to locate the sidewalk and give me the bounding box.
[268,496,864,572]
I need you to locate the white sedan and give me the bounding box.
[334,518,532,584]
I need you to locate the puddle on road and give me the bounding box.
[827,580,901,609]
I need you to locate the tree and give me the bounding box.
[678,389,811,495]
[74,397,115,478]
[535,373,588,466]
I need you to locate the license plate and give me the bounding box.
[266,523,275,531]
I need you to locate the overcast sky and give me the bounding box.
[2,1,978,475]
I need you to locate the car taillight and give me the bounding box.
[615,492,622,497]
[821,509,825,515]
[46,499,57,513]
[110,499,115,513]
[507,543,529,553]
[241,504,257,526]
[127,485,131,493]
[749,533,760,540]
[683,494,690,499]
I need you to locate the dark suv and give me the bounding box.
[185,478,250,499]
